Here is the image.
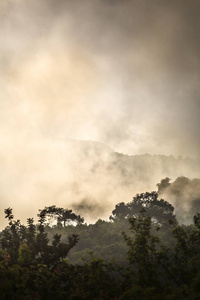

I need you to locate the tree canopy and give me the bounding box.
[0,193,200,299]
[38,205,84,227]
[110,191,177,227]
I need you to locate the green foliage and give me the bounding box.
[122,211,162,289]
[0,208,78,266]
[121,212,200,299]
[0,193,200,299]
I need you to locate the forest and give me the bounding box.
[1,0,200,299]
[0,180,200,299]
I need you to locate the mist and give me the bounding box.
[158,177,200,224]
[0,0,200,227]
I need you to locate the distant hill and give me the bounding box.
[1,139,200,227]
[60,140,200,223]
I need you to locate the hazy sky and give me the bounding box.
[0,0,200,226]
[1,0,200,156]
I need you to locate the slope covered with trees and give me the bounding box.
[0,191,200,299]
[1,140,200,229]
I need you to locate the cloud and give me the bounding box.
[1,0,200,157]
[0,0,200,227]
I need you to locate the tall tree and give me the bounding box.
[38,205,84,227]
[110,192,177,227]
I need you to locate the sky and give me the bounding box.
[0,0,200,226]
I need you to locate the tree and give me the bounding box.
[110,192,177,227]
[157,177,171,194]
[157,176,200,224]
[0,208,79,266]
[38,205,84,227]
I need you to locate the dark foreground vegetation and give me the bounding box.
[0,192,200,299]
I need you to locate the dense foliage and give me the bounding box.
[110,191,177,227]
[0,192,200,299]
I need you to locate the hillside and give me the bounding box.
[0,139,200,227]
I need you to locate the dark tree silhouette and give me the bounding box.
[38,205,84,227]
[0,208,78,265]
[110,191,177,227]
